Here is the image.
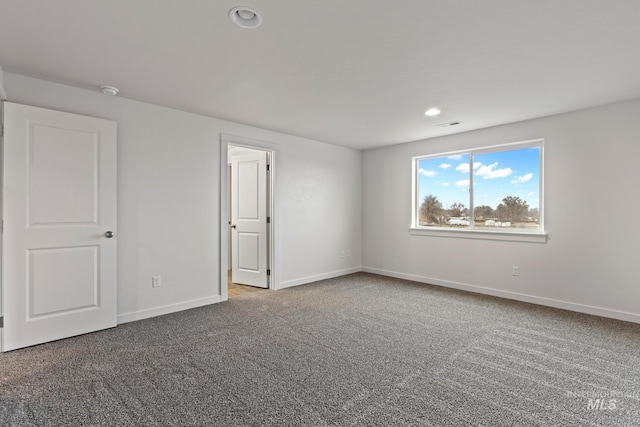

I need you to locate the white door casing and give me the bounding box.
[231,150,268,288]
[2,102,117,352]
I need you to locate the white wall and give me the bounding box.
[3,73,362,323]
[362,98,640,323]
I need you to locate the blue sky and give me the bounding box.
[417,147,540,211]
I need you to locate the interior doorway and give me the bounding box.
[221,137,275,299]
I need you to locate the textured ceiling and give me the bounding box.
[1,1,640,150]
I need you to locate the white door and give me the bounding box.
[2,102,117,352]
[231,150,268,288]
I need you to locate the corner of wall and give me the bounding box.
[0,63,7,101]
[277,266,363,290]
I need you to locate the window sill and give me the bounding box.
[409,227,547,243]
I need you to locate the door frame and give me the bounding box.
[220,134,277,300]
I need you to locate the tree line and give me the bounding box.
[419,194,538,225]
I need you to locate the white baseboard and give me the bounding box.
[362,266,640,324]
[117,295,222,325]
[277,266,362,290]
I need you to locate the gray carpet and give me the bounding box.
[1,273,639,426]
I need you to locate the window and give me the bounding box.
[412,139,544,241]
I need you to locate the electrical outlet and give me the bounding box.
[340,250,345,259]
[512,266,520,277]
[152,275,162,288]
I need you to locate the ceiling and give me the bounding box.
[1,1,640,150]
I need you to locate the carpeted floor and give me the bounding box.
[1,273,639,426]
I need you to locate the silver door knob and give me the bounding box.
[105,231,115,238]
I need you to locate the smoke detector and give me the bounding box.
[100,86,119,96]
[229,7,262,28]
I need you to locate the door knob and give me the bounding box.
[105,231,115,238]
[231,224,237,229]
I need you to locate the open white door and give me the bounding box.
[231,150,268,288]
[2,102,117,352]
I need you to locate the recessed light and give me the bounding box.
[425,108,441,116]
[100,86,119,96]
[229,7,262,29]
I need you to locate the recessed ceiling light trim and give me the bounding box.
[100,86,119,96]
[424,108,441,116]
[229,7,262,29]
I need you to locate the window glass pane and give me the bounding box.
[473,147,540,230]
[417,154,470,228]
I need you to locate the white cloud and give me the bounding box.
[418,168,437,177]
[476,162,513,179]
[511,173,533,184]
[455,179,469,187]
[439,163,452,169]
[456,162,482,173]
[456,163,467,172]
[448,154,463,160]
[442,182,450,187]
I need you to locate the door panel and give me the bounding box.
[238,232,260,271]
[237,160,259,219]
[2,102,117,352]
[29,124,99,225]
[29,246,98,317]
[231,151,268,288]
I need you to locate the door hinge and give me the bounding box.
[267,269,271,276]
[267,217,270,224]
[267,163,270,171]
[0,317,3,328]
[1,123,4,137]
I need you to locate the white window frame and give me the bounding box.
[410,139,546,243]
